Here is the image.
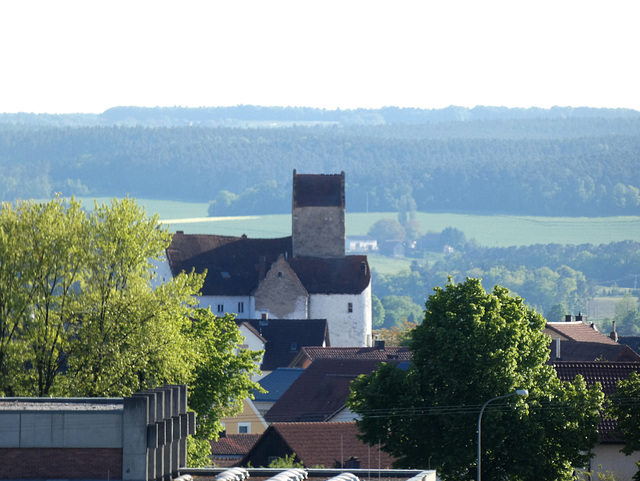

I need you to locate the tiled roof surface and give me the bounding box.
[290,346,412,368]
[293,173,344,208]
[237,319,329,371]
[167,233,292,296]
[211,434,262,456]
[548,339,640,362]
[553,361,640,443]
[254,368,305,402]
[265,359,395,423]
[243,422,395,469]
[288,256,370,294]
[166,233,370,296]
[619,336,640,354]
[545,322,619,344]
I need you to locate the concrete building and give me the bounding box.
[0,385,194,481]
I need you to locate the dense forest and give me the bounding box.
[1,106,639,217]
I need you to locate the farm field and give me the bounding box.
[78,197,640,247]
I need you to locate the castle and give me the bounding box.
[157,171,372,347]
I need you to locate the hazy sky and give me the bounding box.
[1,0,638,114]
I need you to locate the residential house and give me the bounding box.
[265,358,403,423]
[159,171,372,348]
[553,361,640,480]
[238,422,396,469]
[221,398,269,436]
[236,318,329,374]
[253,368,305,417]
[544,315,640,362]
[210,434,261,468]
[346,236,378,253]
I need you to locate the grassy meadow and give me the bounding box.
[117,198,640,248]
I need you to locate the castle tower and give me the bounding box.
[291,170,345,258]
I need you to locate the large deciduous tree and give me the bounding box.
[607,371,640,481]
[0,196,263,465]
[347,278,604,481]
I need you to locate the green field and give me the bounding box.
[78,197,640,247]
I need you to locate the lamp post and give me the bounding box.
[477,389,528,481]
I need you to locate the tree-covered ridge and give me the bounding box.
[1,113,639,216]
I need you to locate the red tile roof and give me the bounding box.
[290,346,412,368]
[545,322,618,344]
[211,434,262,456]
[553,361,640,443]
[240,422,395,469]
[549,339,640,362]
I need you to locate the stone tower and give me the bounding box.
[291,170,346,258]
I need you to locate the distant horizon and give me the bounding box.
[3,104,640,116]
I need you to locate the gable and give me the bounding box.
[240,422,395,469]
[166,232,292,296]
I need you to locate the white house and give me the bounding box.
[158,171,372,347]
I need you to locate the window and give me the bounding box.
[217,304,224,313]
[238,302,244,313]
[238,423,250,434]
[348,302,353,313]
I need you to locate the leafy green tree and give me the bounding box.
[368,218,406,245]
[380,295,423,329]
[371,294,385,329]
[607,371,640,481]
[187,308,264,440]
[348,278,604,481]
[613,293,640,335]
[546,303,569,323]
[268,453,304,468]
[0,197,264,465]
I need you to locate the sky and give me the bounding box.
[1,0,639,114]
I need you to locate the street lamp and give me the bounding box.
[477,389,528,481]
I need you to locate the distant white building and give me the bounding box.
[157,171,372,347]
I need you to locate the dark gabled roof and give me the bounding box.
[289,346,412,368]
[167,233,292,296]
[553,361,640,443]
[166,233,370,296]
[265,358,396,423]
[239,422,395,469]
[549,339,640,362]
[254,368,305,402]
[293,172,344,208]
[288,256,370,294]
[619,336,640,354]
[237,319,329,371]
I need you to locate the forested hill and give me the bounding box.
[1,106,639,217]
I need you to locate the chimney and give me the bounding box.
[576,312,587,323]
[374,339,385,350]
[555,337,562,360]
[565,314,574,322]
[258,256,267,280]
[610,320,619,342]
[261,310,269,321]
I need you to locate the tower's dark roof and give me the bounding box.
[293,172,344,208]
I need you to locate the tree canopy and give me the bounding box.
[607,371,640,481]
[0,196,262,464]
[347,278,604,481]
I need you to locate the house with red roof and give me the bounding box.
[238,422,396,469]
[554,361,640,480]
[544,315,640,362]
[289,341,412,369]
[158,171,372,347]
